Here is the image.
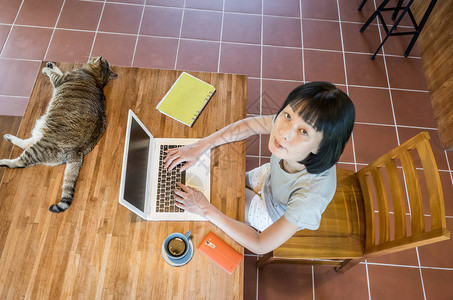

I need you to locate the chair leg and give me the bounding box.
[404,0,437,57]
[256,252,274,268]
[370,0,414,60]
[360,0,391,33]
[334,258,361,273]
[358,0,367,11]
[391,0,405,21]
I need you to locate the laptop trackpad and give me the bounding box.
[185,172,204,192]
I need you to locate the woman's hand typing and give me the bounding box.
[163,141,207,171]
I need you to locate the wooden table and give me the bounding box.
[0,63,247,299]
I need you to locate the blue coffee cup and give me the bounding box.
[163,230,191,260]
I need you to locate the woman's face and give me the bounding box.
[269,105,323,165]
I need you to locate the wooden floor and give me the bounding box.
[0,63,247,299]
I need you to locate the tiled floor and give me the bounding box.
[0,0,452,299]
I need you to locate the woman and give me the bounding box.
[164,81,355,255]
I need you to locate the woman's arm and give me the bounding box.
[174,183,300,255]
[165,115,273,171]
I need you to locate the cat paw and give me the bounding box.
[3,134,12,142]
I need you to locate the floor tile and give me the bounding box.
[181,10,222,41]
[262,46,303,81]
[133,36,178,69]
[422,268,453,300]
[385,56,429,90]
[1,26,52,60]
[243,256,258,300]
[45,29,95,63]
[368,264,424,300]
[0,96,29,116]
[247,78,260,115]
[258,263,313,300]
[353,123,398,164]
[261,79,301,115]
[263,16,301,48]
[140,6,183,38]
[0,0,22,23]
[246,135,259,156]
[301,0,338,21]
[382,30,422,58]
[345,52,388,88]
[0,25,11,47]
[219,43,260,77]
[261,134,271,157]
[314,264,368,300]
[185,0,223,11]
[98,3,143,35]
[56,0,103,31]
[0,58,41,97]
[339,138,354,163]
[246,156,260,172]
[224,0,262,14]
[107,0,143,4]
[338,0,378,24]
[303,19,341,51]
[263,0,300,18]
[397,127,449,171]
[367,248,419,266]
[146,0,184,7]
[15,0,63,27]
[417,219,453,268]
[439,171,453,216]
[222,12,261,45]
[175,39,219,73]
[91,33,136,67]
[348,86,394,125]
[304,50,345,84]
[341,22,381,54]
[391,90,437,128]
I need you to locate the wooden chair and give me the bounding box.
[257,132,450,272]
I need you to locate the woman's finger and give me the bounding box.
[166,157,185,170]
[176,182,191,192]
[174,200,185,209]
[179,161,194,172]
[174,188,186,198]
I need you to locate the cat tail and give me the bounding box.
[49,157,83,213]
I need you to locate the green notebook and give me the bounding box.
[156,72,216,127]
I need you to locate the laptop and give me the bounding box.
[119,110,210,221]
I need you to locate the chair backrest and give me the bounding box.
[356,132,450,257]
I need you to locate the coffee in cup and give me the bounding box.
[167,237,186,257]
[163,230,192,261]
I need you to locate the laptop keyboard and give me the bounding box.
[156,145,186,213]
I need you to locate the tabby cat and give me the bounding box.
[0,56,117,213]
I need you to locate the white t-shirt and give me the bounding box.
[262,155,336,230]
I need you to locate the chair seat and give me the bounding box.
[272,168,365,260]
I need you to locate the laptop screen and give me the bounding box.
[123,117,150,213]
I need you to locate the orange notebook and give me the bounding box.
[198,232,243,274]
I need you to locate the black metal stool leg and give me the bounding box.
[358,0,367,11]
[370,0,414,60]
[404,0,437,57]
[360,0,391,32]
[391,0,405,20]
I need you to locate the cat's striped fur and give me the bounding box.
[0,57,117,213]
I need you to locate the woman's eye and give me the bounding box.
[300,129,308,135]
[284,113,291,120]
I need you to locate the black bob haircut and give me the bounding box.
[276,81,355,174]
